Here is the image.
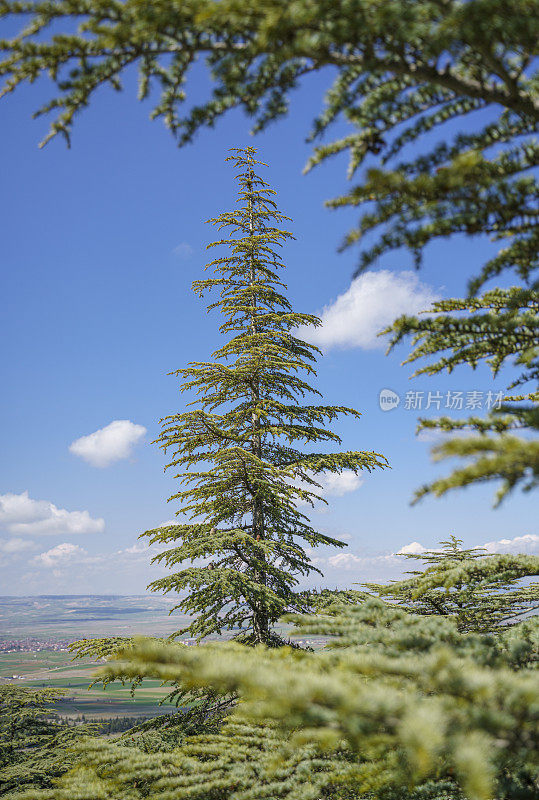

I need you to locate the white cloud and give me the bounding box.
[481,533,539,555]
[34,542,88,568]
[172,242,193,259]
[0,491,51,525]
[69,420,147,468]
[397,541,427,555]
[293,470,363,506]
[317,471,364,497]
[0,491,104,536]
[316,536,539,582]
[299,270,440,350]
[0,537,35,554]
[327,553,363,569]
[123,543,147,555]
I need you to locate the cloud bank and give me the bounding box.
[299,270,440,351]
[482,533,539,555]
[69,420,147,468]
[310,533,539,586]
[0,491,104,536]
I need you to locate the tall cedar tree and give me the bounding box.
[143,148,387,644]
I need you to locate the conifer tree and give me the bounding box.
[143,147,387,644]
[0,686,93,796]
[364,535,539,633]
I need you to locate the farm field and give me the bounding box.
[0,595,191,718]
[0,648,177,718]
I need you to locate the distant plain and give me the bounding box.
[0,595,192,718]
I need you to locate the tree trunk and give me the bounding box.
[247,167,268,644]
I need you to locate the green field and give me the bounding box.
[1,649,175,718]
[0,596,194,718]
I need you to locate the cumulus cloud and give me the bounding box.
[292,470,363,506]
[397,541,427,555]
[482,533,539,555]
[317,471,364,496]
[0,491,104,536]
[31,539,170,586]
[299,270,440,351]
[69,420,147,468]
[327,553,363,569]
[34,542,88,568]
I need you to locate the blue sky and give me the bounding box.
[1,65,537,596]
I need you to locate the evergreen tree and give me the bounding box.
[364,535,539,633]
[0,686,93,795]
[142,147,387,644]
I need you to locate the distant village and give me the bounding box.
[0,637,74,653]
[1,635,327,655]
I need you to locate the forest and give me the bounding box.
[0,1,538,798]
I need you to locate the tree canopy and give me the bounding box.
[1,0,537,288]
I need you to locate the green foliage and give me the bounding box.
[68,634,237,733]
[1,0,538,289]
[383,288,538,505]
[0,685,93,796]
[141,147,387,644]
[14,715,355,800]
[29,598,537,800]
[297,587,367,612]
[365,535,539,633]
